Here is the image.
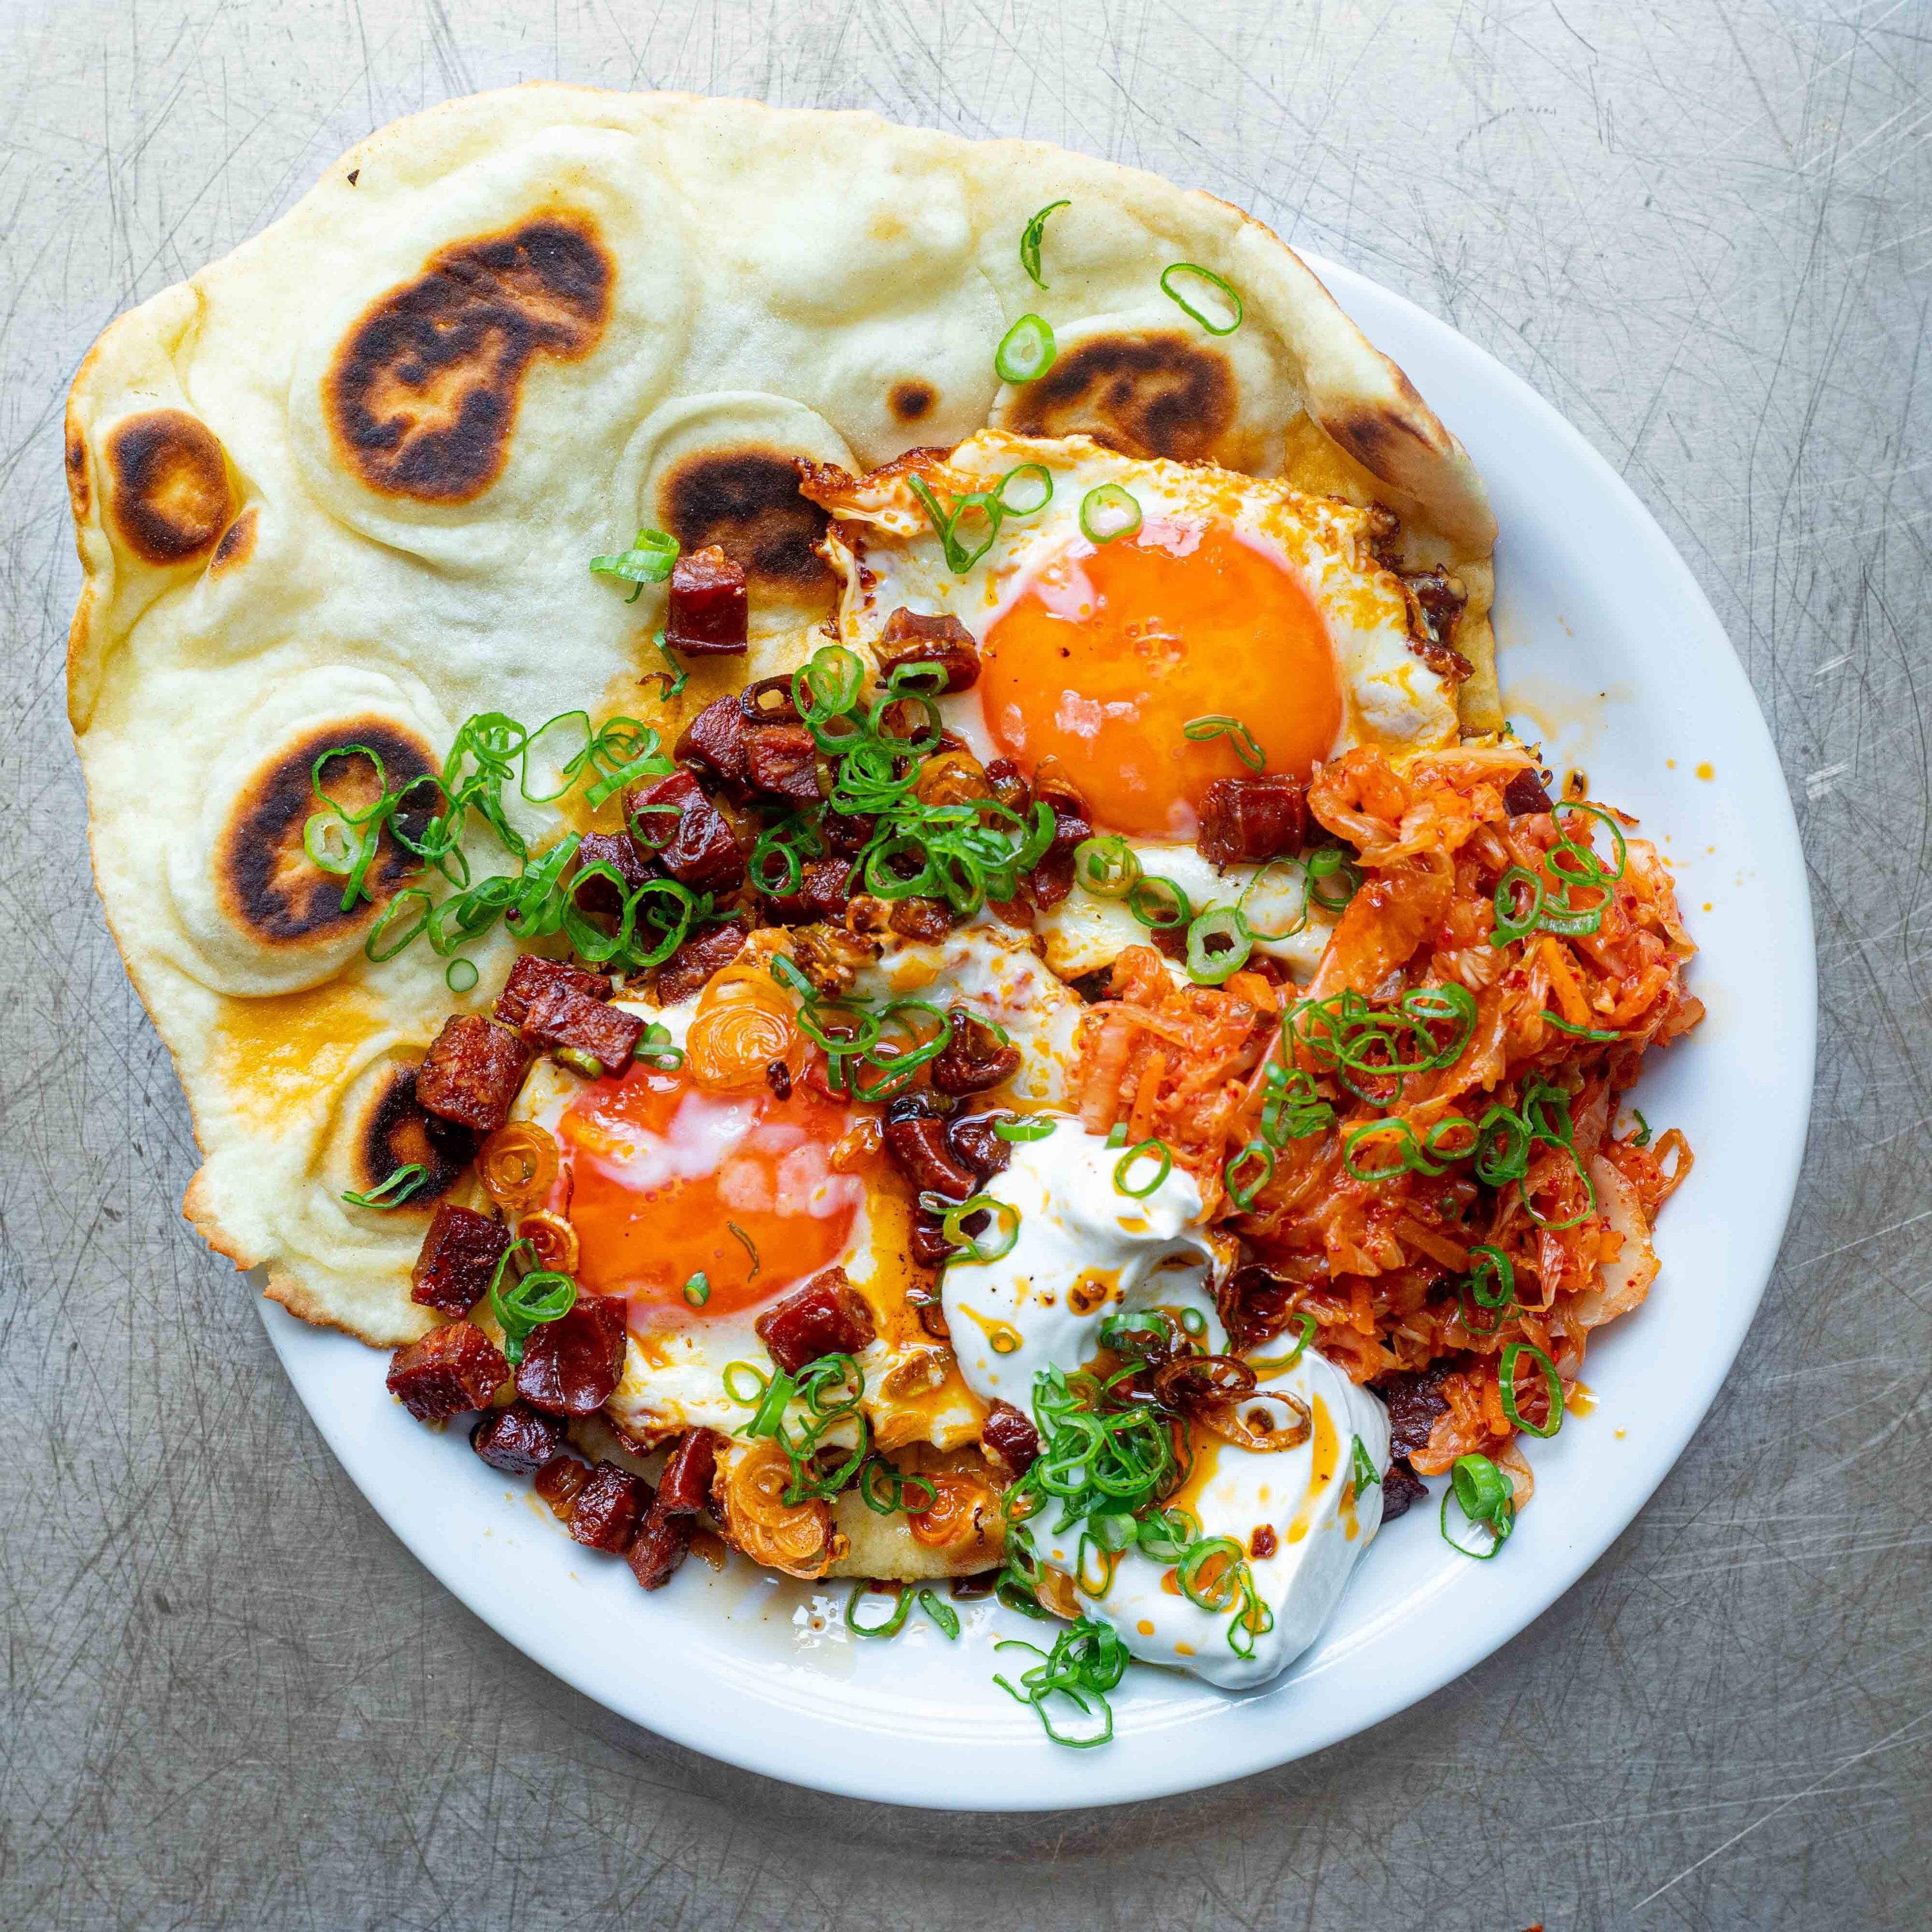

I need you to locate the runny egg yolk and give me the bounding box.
[979,517,1343,838]
[557,1060,861,1318]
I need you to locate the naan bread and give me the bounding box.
[63,85,1497,1344]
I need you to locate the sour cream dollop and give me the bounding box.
[941,1118,1390,1689]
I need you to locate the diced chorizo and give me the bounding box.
[665,544,748,656]
[908,1208,954,1267]
[1375,1364,1455,1461]
[411,1202,510,1317]
[676,694,752,791]
[386,1320,509,1421]
[654,921,747,1004]
[470,1400,566,1475]
[515,1294,630,1416]
[626,1506,695,1590]
[1503,768,1555,817]
[414,1014,530,1134]
[743,722,824,804]
[1028,803,1091,909]
[887,896,953,943]
[882,1096,978,1199]
[533,1451,591,1519]
[1402,567,1472,680]
[982,757,1031,814]
[821,807,876,854]
[1380,1459,1427,1521]
[981,1399,1040,1479]
[519,983,647,1076]
[568,1462,649,1553]
[876,607,981,692]
[566,831,656,919]
[624,769,746,892]
[764,857,854,926]
[1196,776,1309,866]
[931,1011,1021,1097]
[754,1266,877,1373]
[947,1112,1014,1183]
[657,1429,722,1516]
[495,954,613,1028]
[765,1060,792,1099]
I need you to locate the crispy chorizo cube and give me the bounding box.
[887,896,952,943]
[569,1463,649,1553]
[415,1014,530,1133]
[626,1506,695,1591]
[947,1112,1014,1183]
[931,1013,1021,1097]
[657,1429,722,1516]
[1196,776,1309,866]
[387,1321,509,1421]
[743,723,823,804]
[516,1294,630,1416]
[519,983,647,1076]
[1502,768,1554,817]
[470,1400,566,1475]
[654,922,747,1004]
[411,1202,511,1316]
[1028,803,1091,909]
[666,545,748,656]
[764,857,853,926]
[876,607,981,692]
[623,769,745,892]
[675,695,752,791]
[533,1451,591,1520]
[754,1266,876,1373]
[981,1399,1040,1479]
[565,832,656,920]
[495,953,613,1028]
[882,1100,978,1199]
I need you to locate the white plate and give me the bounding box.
[260,252,1816,1811]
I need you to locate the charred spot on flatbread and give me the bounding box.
[659,447,833,592]
[357,1063,476,1204]
[889,380,936,425]
[1323,392,1442,479]
[105,410,236,564]
[327,217,612,505]
[1001,331,1235,463]
[209,506,258,575]
[219,719,435,947]
[65,426,90,520]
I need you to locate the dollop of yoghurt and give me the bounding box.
[941,1117,1391,1691]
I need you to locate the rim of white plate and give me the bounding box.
[259,248,1817,1812]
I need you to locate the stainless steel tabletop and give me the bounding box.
[4,3,1926,1925]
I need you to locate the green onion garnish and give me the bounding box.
[1630,1109,1652,1148]
[1106,1123,1129,1148]
[639,627,688,701]
[1019,199,1070,287]
[1499,1341,1564,1438]
[1074,835,1140,898]
[589,526,679,602]
[726,1223,759,1282]
[995,312,1057,384]
[683,1272,710,1308]
[1079,481,1142,544]
[1185,907,1253,985]
[1288,983,1477,1105]
[1440,1452,1514,1560]
[918,1588,962,1640]
[341,1164,429,1211]
[1159,262,1243,335]
[993,1615,1129,1748]
[1126,873,1190,931]
[444,957,479,993]
[1112,1139,1173,1198]
[940,1195,1021,1263]
[1350,1437,1380,1490]
[906,465,1054,575]
[857,1456,939,1515]
[847,1581,912,1639]
[1541,1011,1619,1039]
[1225,1139,1275,1210]
[1182,714,1265,770]
[1249,1312,1317,1374]
[486,1239,577,1368]
[994,1116,1058,1143]
[638,1022,684,1071]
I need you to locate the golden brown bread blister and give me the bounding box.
[63,85,1496,1348]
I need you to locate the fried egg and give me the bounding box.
[815,431,1455,981]
[508,928,1084,1464]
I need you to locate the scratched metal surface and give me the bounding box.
[2,2,1926,1925]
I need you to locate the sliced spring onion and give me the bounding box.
[1159,262,1244,335]
[847,1581,912,1639]
[993,1616,1130,1748]
[1499,1341,1564,1438]
[1249,1312,1318,1375]
[918,1588,962,1640]
[1113,1139,1173,1198]
[1019,199,1069,287]
[996,463,1055,516]
[637,1022,684,1071]
[721,1360,769,1405]
[994,1115,1058,1143]
[1630,1109,1653,1148]
[1185,907,1253,985]
[1542,1010,1619,1039]
[683,1272,710,1308]
[589,526,679,602]
[1350,1437,1381,1490]
[444,957,479,993]
[995,312,1057,383]
[1079,481,1142,544]
[1440,1452,1514,1560]
[940,1195,1021,1263]
[1182,714,1265,770]
[1225,1139,1275,1211]
[1126,873,1190,930]
[1074,835,1141,898]
[340,1164,428,1211]
[726,1222,759,1281]
[1106,1122,1130,1148]
[486,1241,578,1367]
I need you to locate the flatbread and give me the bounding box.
[63,84,1497,1345]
